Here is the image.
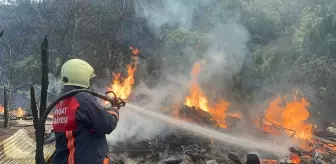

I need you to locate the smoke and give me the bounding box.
[48,73,62,95]
[137,0,250,84]
[135,0,250,101]
[106,75,189,143]
[105,0,251,143]
[201,23,250,83]
[106,108,166,143]
[134,0,211,36]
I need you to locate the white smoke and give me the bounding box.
[106,0,251,143]
[48,73,62,95]
[106,75,189,143]
[134,0,211,36]
[201,23,250,83]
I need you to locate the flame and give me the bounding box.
[184,62,209,112]
[130,45,140,56]
[107,47,139,100]
[183,61,241,128]
[327,144,336,151]
[0,105,25,118]
[263,92,313,140]
[11,107,25,117]
[260,159,278,164]
[289,153,300,164]
[262,92,336,154]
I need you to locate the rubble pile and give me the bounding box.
[288,125,336,164]
[110,130,244,163]
[108,131,336,164]
[107,106,336,164]
[176,105,218,127]
[109,106,273,164]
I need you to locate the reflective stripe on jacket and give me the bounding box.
[52,86,118,164]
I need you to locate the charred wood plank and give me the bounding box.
[312,135,336,145]
[111,148,166,152]
[185,152,229,162]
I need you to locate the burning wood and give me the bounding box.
[10,107,25,118]
[181,61,241,129]
[262,91,313,141]
[259,117,297,142]
[257,92,336,163]
[0,105,32,120]
[261,159,278,164]
[173,105,241,129]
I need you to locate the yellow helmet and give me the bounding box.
[60,59,95,88]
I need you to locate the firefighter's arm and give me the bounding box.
[75,93,119,134]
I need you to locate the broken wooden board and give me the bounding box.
[0,129,55,164]
[312,135,336,145]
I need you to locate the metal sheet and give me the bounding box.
[0,129,55,164]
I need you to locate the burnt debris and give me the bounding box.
[106,106,336,164]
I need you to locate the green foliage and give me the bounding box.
[240,0,297,44]
[166,29,205,45]
[293,5,323,52]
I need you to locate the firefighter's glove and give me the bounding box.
[106,107,119,121]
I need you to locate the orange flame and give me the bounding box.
[0,105,25,117]
[107,47,139,100]
[260,159,278,164]
[289,153,300,164]
[263,91,313,142]
[328,144,336,151]
[108,61,137,100]
[184,61,241,128]
[10,107,25,117]
[130,45,140,56]
[184,62,209,112]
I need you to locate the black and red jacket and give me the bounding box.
[52,86,119,164]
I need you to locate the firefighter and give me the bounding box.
[52,59,119,164]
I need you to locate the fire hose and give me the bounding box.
[35,89,126,164]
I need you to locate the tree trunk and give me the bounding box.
[36,35,49,164]
[30,85,38,131]
[3,87,9,128]
[40,36,49,118]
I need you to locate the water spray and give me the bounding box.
[125,103,290,156]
